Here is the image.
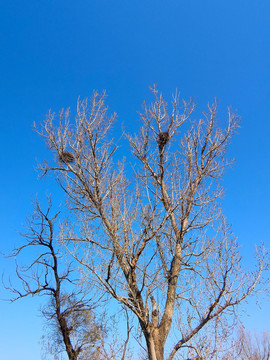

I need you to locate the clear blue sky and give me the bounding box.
[1,1,269,359]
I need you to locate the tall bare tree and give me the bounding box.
[34,88,268,360]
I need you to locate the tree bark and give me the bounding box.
[145,330,165,360]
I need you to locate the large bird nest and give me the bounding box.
[59,151,75,164]
[157,131,169,152]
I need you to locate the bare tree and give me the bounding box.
[6,200,104,360]
[34,88,268,360]
[223,327,270,360]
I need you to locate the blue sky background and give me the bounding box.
[0,1,269,359]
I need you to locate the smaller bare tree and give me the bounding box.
[6,199,103,360]
[226,327,270,360]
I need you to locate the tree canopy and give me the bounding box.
[10,88,268,360]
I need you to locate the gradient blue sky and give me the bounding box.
[1,1,270,359]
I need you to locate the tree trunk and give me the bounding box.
[145,330,165,360]
[58,316,78,360]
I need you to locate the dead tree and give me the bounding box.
[34,88,268,360]
[6,199,103,360]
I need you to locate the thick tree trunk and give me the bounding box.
[145,331,165,360]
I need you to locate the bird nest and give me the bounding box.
[59,151,75,164]
[157,131,169,151]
